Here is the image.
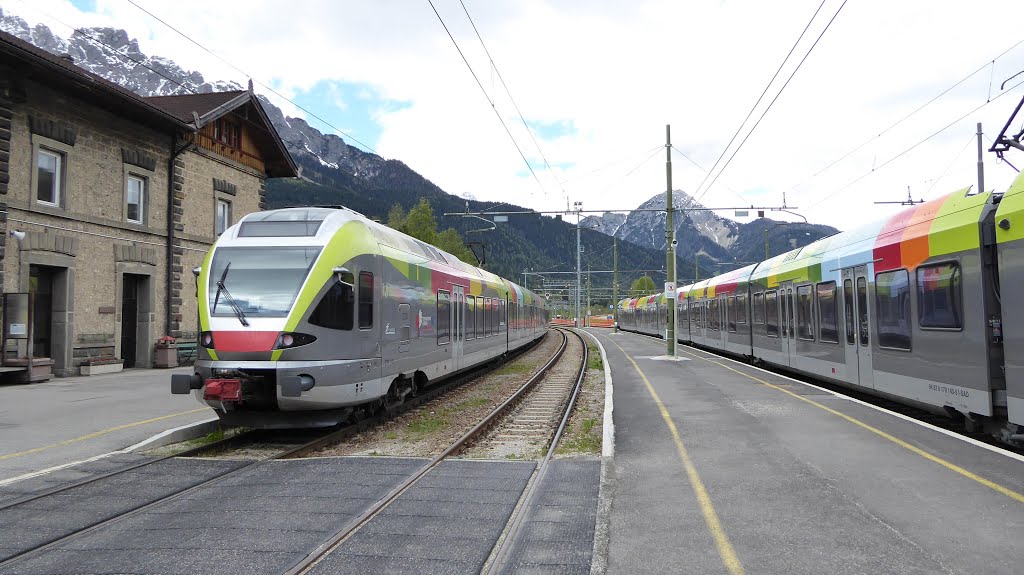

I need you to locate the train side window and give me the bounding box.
[736,293,747,325]
[817,281,839,343]
[797,285,814,340]
[844,279,855,344]
[437,290,451,345]
[727,296,737,332]
[500,300,507,332]
[765,290,779,337]
[917,262,962,329]
[466,295,476,340]
[875,269,911,350]
[857,277,869,346]
[358,272,373,329]
[308,280,354,331]
[476,297,482,336]
[752,292,764,326]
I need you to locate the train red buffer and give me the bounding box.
[204,379,243,402]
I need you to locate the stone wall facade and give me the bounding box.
[1,76,273,375]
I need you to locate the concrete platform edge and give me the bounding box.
[579,329,614,458]
[123,417,221,453]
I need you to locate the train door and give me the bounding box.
[780,281,796,367]
[452,285,465,370]
[847,266,874,388]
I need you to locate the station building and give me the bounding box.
[0,30,297,377]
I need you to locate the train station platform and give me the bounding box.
[585,328,1024,575]
[0,367,214,483]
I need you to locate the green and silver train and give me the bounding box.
[171,206,549,428]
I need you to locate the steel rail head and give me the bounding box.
[282,330,570,575]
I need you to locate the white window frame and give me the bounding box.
[215,198,232,236]
[36,148,63,207]
[125,174,145,224]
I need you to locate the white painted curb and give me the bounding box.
[579,329,614,458]
[123,417,221,453]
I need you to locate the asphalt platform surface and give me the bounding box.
[589,329,1024,575]
[0,367,212,482]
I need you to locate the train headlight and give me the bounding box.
[200,331,215,348]
[274,332,317,349]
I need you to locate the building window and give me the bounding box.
[125,174,145,223]
[437,290,451,345]
[765,290,779,337]
[216,199,232,235]
[36,148,63,206]
[358,272,373,329]
[917,262,962,329]
[214,118,241,149]
[817,282,839,343]
[876,269,911,350]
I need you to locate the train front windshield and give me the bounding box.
[208,247,321,318]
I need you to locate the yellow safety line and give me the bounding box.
[0,408,209,461]
[605,337,745,575]
[677,347,1024,505]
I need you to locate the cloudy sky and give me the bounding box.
[8,0,1024,231]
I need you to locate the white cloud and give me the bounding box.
[8,0,1024,230]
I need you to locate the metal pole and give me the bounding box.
[587,264,591,327]
[977,122,985,194]
[576,202,582,328]
[613,237,619,332]
[665,125,676,356]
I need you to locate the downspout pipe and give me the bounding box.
[166,133,192,336]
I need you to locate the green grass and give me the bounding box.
[556,417,602,454]
[456,397,490,410]
[406,413,448,434]
[494,362,532,375]
[587,343,603,371]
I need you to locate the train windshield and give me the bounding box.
[208,247,321,317]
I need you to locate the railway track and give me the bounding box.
[282,328,589,575]
[0,334,547,570]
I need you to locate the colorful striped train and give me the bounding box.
[171,206,549,428]
[618,172,1024,446]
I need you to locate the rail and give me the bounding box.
[282,328,579,575]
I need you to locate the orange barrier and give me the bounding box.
[588,318,614,328]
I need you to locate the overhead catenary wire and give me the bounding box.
[922,134,977,198]
[789,36,1024,197]
[457,0,565,200]
[690,0,830,205]
[694,0,849,206]
[123,0,379,155]
[808,76,1024,209]
[426,0,546,196]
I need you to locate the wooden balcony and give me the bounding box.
[193,132,266,173]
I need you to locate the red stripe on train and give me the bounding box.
[212,331,279,352]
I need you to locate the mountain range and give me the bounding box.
[0,7,838,303]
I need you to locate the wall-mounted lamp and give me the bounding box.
[8,230,25,241]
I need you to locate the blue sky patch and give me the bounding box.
[529,119,576,141]
[70,0,96,12]
[290,80,410,153]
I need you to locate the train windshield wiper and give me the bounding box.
[212,262,250,327]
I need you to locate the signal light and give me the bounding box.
[274,332,316,350]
